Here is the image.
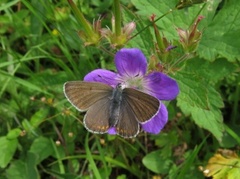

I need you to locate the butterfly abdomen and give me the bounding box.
[109,85,123,127]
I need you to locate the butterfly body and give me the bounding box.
[109,84,123,127]
[64,81,160,138]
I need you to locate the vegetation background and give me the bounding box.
[0,0,239,178]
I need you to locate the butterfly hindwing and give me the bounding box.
[122,88,160,123]
[84,97,111,134]
[115,98,140,138]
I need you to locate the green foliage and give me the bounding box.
[175,70,225,140]
[29,137,54,164]
[6,152,40,179]
[202,149,240,179]
[0,137,18,168]
[198,0,240,61]
[143,150,173,174]
[0,0,240,178]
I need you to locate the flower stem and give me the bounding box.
[113,0,122,36]
[67,0,94,37]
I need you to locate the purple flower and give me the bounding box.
[84,48,179,134]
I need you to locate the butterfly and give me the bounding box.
[64,81,160,138]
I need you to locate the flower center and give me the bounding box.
[124,76,144,90]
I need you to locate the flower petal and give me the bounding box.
[115,48,147,78]
[143,72,179,100]
[141,103,168,134]
[108,127,117,135]
[84,69,118,87]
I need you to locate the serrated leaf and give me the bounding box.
[0,136,18,168]
[184,58,237,84]
[131,0,221,40]
[202,149,240,179]
[29,137,54,164]
[131,0,180,39]
[198,0,240,61]
[180,100,224,140]
[142,150,172,174]
[175,71,224,140]
[175,71,224,109]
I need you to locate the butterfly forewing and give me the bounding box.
[84,97,111,133]
[123,88,160,123]
[64,81,112,111]
[116,98,140,138]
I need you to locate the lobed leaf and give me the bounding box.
[198,0,240,61]
[175,71,224,140]
[202,149,240,179]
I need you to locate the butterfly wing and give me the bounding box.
[64,81,113,111]
[115,98,140,138]
[122,88,160,123]
[84,97,112,133]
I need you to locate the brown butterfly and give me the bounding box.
[64,81,160,138]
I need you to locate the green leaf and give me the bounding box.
[0,136,18,168]
[13,76,51,95]
[176,0,207,9]
[6,128,22,140]
[29,70,68,94]
[183,58,237,84]
[26,152,40,179]
[142,150,172,174]
[29,137,54,164]
[175,72,223,109]
[228,167,240,179]
[131,0,179,40]
[0,0,19,11]
[154,131,179,158]
[85,133,102,178]
[0,15,11,34]
[220,124,240,148]
[198,0,240,61]
[6,160,26,179]
[131,0,220,40]
[175,71,224,140]
[6,152,40,179]
[30,108,49,128]
[21,119,39,136]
